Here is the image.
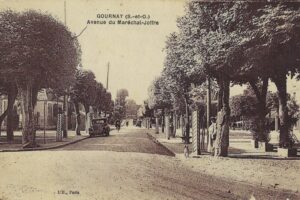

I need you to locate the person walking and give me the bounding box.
[207,117,217,154]
[115,119,120,132]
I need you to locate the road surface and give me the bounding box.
[0,127,298,200]
[57,127,173,156]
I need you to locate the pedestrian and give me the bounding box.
[115,119,120,132]
[207,117,217,155]
[184,145,189,158]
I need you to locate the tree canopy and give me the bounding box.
[0,10,81,147]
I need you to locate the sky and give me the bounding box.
[0,0,187,104]
[1,0,299,105]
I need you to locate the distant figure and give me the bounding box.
[115,120,120,132]
[184,145,189,158]
[208,117,217,154]
[126,121,129,127]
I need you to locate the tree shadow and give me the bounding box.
[228,154,300,160]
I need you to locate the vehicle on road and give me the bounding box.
[136,120,142,127]
[89,118,110,137]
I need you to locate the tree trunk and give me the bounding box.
[274,76,289,147]
[170,112,174,138]
[0,109,8,137]
[173,111,177,137]
[184,94,190,144]
[32,85,39,107]
[6,84,17,142]
[19,83,36,148]
[84,104,90,133]
[85,111,89,133]
[63,95,68,138]
[214,77,230,157]
[161,108,165,133]
[181,115,184,137]
[249,78,269,142]
[74,101,81,135]
[217,79,223,111]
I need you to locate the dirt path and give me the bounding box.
[0,151,298,200]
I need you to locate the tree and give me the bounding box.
[103,92,114,117]
[92,82,105,115]
[0,12,20,141]
[0,79,18,141]
[162,32,207,143]
[177,2,243,155]
[230,93,257,120]
[114,89,129,120]
[148,76,172,111]
[0,10,80,147]
[230,87,270,141]
[246,3,300,147]
[268,92,300,136]
[176,1,284,155]
[219,2,300,147]
[125,99,139,118]
[70,69,98,135]
[148,76,173,132]
[0,85,8,137]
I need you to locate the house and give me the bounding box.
[0,88,86,131]
[34,89,64,129]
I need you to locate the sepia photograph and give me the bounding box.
[0,0,300,199]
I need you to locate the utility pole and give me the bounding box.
[64,0,67,26]
[206,76,211,145]
[106,62,110,90]
[61,0,88,136]
[63,0,68,138]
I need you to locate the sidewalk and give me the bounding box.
[0,130,89,152]
[147,128,300,192]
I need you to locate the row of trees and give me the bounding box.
[230,87,299,142]
[148,2,300,156]
[113,89,129,121]
[110,89,141,124]
[70,69,113,135]
[0,10,113,147]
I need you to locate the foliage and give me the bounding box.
[125,99,139,118]
[267,93,300,131]
[147,76,172,111]
[102,92,114,116]
[0,10,80,89]
[189,80,219,110]
[230,87,269,142]
[231,87,300,141]
[113,89,129,120]
[162,32,203,114]
[230,93,257,119]
[70,69,110,114]
[142,101,154,118]
[70,69,97,113]
[0,10,81,146]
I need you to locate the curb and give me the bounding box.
[146,132,176,157]
[0,136,90,152]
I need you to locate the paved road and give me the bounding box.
[57,127,173,156]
